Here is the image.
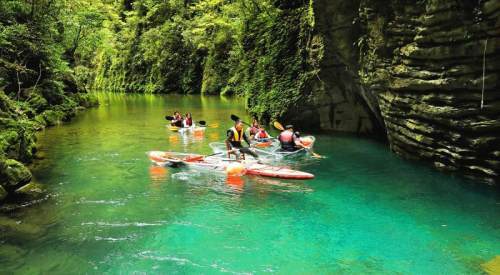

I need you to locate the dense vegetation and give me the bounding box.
[1,0,315,200]
[0,0,99,199]
[91,0,315,122]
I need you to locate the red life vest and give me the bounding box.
[257,130,268,139]
[185,117,193,126]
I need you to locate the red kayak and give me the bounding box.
[245,163,314,179]
[147,151,314,180]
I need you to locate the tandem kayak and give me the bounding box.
[209,135,316,160]
[147,151,314,180]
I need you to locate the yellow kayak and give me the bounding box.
[167,125,180,132]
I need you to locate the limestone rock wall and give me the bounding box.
[307,0,500,183]
[309,0,383,134]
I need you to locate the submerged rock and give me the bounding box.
[15,182,45,198]
[482,256,500,275]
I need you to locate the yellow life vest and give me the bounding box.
[230,127,243,142]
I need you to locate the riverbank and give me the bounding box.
[0,90,97,202]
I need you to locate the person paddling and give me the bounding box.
[278,124,305,152]
[226,120,259,160]
[171,111,183,127]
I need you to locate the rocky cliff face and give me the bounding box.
[284,0,500,183]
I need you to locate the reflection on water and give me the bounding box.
[225,175,245,192]
[149,166,168,182]
[0,93,498,274]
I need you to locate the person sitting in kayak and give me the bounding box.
[278,124,306,152]
[183,113,193,127]
[247,118,260,139]
[171,111,183,127]
[255,125,271,141]
[226,120,259,160]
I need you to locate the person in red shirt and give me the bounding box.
[278,124,305,152]
[184,113,193,127]
[255,125,271,141]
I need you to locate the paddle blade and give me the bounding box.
[165,115,174,120]
[273,121,285,131]
[198,120,206,126]
[230,114,240,122]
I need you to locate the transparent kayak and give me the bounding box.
[209,135,315,160]
[147,151,314,180]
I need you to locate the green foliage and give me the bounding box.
[0,0,103,193]
[89,0,316,122]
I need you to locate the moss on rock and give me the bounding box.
[0,158,32,188]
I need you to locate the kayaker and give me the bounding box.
[172,111,183,127]
[183,113,193,127]
[247,118,260,139]
[255,125,271,141]
[226,120,259,160]
[278,124,306,152]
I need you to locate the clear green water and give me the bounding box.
[1,93,499,274]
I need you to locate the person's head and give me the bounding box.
[186,113,191,118]
[259,125,265,131]
[174,111,179,116]
[235,120,243,131]
[286,124,293,131]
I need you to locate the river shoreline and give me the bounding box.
[0,92,98,203]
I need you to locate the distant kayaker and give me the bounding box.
[278,124,305,152]
[172,111,183,127]
[226,120,259,160]
[184,113,193,127]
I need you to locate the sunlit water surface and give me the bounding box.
[1,93,499,274]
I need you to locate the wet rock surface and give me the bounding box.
[304,0,500,183]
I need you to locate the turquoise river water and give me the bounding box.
[0,93,499,274]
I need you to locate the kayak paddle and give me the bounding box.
[166,116,207,126]
[231,114,251,126]
[273,121,323,158]
[273,121,285,131]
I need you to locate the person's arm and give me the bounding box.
[226,130,234,157]
[293,134,306,148]
[243,132,251,146]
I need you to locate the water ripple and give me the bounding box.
[81,221,166,227]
